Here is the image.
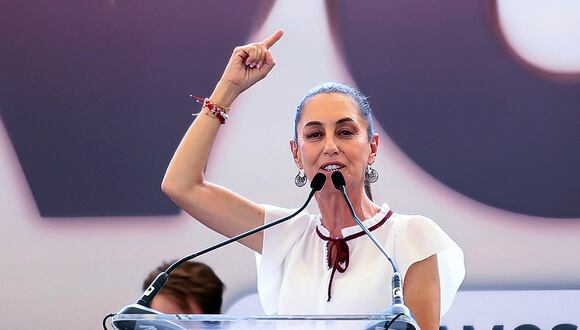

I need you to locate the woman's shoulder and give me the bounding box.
[261,204,320,235]
[384,207,459,254]
[388,209,444,235]
[262,204,296,220]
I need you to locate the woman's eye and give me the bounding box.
[306,131,323,139]
[338,130,354,136]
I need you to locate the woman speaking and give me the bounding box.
[161,30,464,330]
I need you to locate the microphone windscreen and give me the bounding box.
[331,171,346,190]
[310,173,327,191]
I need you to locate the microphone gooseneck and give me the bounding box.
[118,173,326,313]
[330,171,399,275]
[330,171,416,326]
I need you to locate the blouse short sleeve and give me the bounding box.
[393,214,465,316]
[255,204,312,315]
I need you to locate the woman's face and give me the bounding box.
[291,93,378,193]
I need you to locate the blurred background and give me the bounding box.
[1,0,579,329]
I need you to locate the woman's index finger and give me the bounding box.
[263,30,284,49]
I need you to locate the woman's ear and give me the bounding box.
[368,133,379,164]
[289,139,303,169]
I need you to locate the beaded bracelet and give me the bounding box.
[190,95,230,124]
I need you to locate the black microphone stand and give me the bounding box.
[330,171,420,330]
[109,174,326,330]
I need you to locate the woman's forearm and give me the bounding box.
[161,81,239,195]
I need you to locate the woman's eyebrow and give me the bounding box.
[304,121,323,127]
[336,117,355,125]
[304,117,356,128]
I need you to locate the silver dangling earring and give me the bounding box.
[365,165,379,184]
[294,169,307,187]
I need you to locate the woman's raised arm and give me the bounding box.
[161,31,284,253]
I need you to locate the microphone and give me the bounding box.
[330,171,418,329]
[110,173,326,330]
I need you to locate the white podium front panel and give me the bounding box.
[111,314,417,330]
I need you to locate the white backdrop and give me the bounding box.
[1,1,579,329]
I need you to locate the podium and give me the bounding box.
[111,313,418,330]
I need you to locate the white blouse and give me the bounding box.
[256,203,465,316]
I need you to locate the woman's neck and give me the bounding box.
[315,185,380,238]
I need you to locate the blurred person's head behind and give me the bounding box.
[143,260,225,314]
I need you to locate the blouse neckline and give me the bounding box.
[315,203,391,238]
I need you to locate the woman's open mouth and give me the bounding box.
[320,163,345,172]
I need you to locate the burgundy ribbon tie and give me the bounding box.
[315,210,392,301]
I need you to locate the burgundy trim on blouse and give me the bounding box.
[315,210,393,302]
